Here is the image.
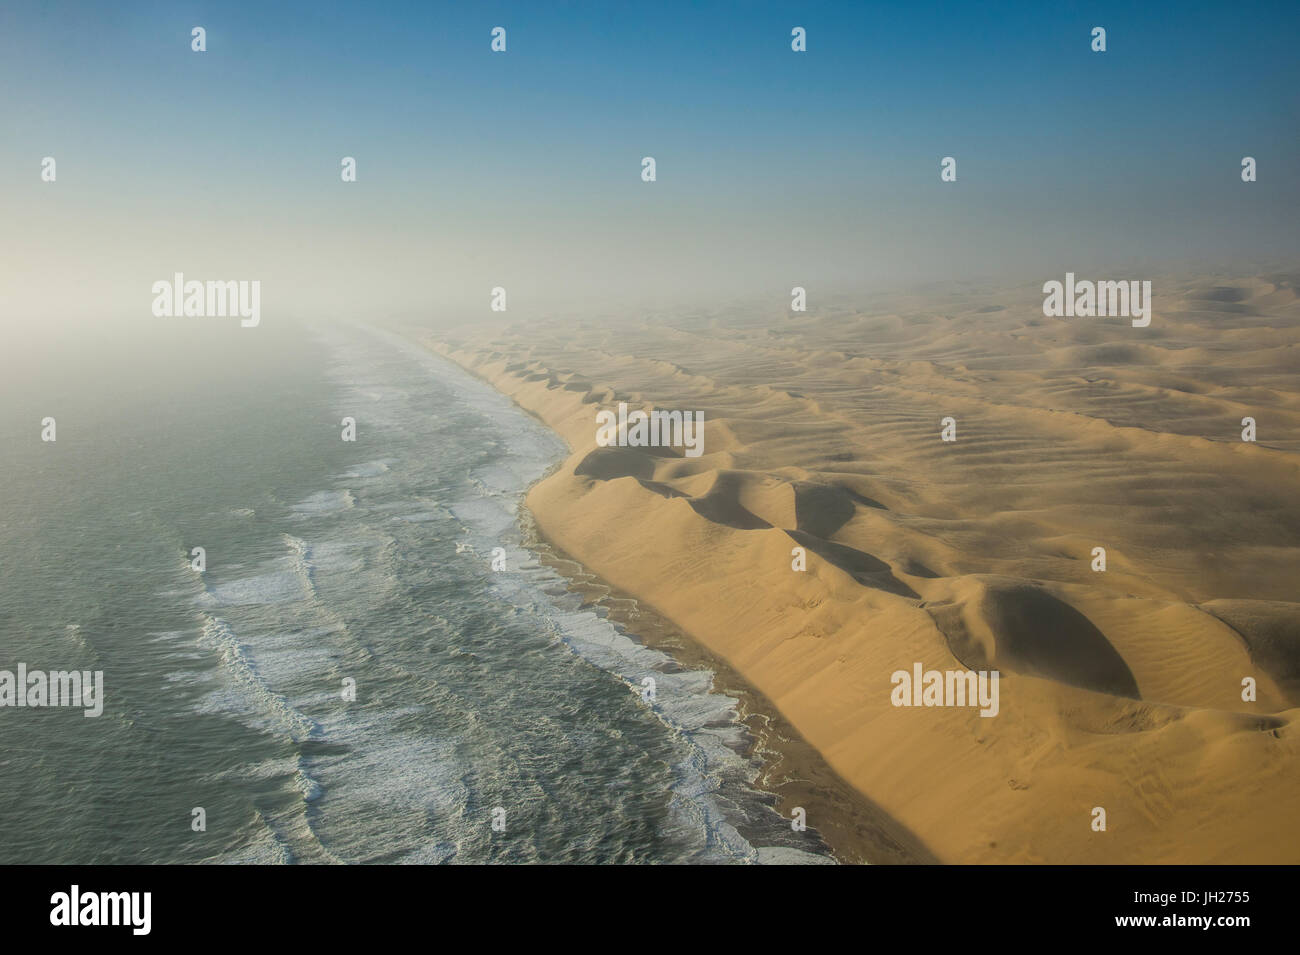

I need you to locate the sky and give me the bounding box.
[2,0,1297,331]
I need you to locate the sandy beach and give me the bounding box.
[416,270,1300,864]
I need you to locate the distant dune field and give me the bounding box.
[421,271,1300,863]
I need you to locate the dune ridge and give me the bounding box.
[417,271,1300,863]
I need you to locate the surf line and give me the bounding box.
[595,402,704,458]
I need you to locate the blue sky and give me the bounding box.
[3,0,1297,322]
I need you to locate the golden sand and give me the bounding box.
[416,271,1300,863]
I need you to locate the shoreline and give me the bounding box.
[519,504,934,865]
[412,329,935,864]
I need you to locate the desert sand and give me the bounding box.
[415,270,1300,863]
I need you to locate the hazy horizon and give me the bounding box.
[3,0,1298,333]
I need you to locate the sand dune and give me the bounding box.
[416,270,1300,862]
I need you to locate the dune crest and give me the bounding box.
[417,271,1300,863]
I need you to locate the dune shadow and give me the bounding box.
[929,582,1141,699]
[574,446,657,482]
[689,494,771,530]
[787,530,920,599]
[793,482,887,539]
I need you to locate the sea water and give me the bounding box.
[0,318,832,864]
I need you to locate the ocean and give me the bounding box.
[0,318,833,864]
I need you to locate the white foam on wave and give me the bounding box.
[330,322,836,863]
[499,574,767,862]
[343,459,396,479]
[198,570,301,607]
[213,809,298,865]
[189,614,345,864]
[755,845,837,865]
[395,511,440,523]
[190,321,831,864]
[449,498,517,538]
[428,428,821,861]
[195,616,321,744]
[292,489,356,514]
